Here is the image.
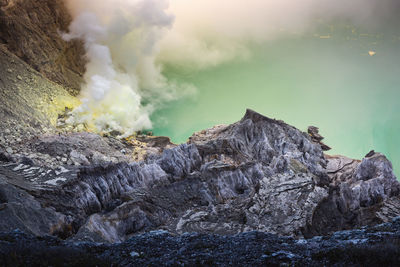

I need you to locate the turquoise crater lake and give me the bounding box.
[152,23,400,177]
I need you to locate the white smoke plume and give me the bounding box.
[63,0,194,136]
[63,0,398,136]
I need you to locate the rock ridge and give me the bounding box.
[0,110,398,243]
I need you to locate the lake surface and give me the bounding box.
[152,23,400,176]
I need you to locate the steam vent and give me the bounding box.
[1,0,400,265]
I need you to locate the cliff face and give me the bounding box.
[0,0,85,95]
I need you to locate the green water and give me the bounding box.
[152,24,400,176]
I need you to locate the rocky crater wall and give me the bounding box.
[0,110,399,243]
[0,0,85,95]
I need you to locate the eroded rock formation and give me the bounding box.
[0,109,399,243]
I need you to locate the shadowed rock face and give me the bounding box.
[305,153,400,237]
[0,109,398,243]
[0,0,85,95]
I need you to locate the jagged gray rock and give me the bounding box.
[0,109,398,243]
[306,153,400,237]
[307,125,331,151]
[0,175,70,237]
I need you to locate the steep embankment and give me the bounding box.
[0,46,80,157]
[0,0,90,166]
[0,46,79,128]
[0,0,85,95]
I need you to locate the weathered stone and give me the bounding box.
[0,110,397,244]
[307,125,331,151]
[304,153,400,237]
[69,150,90,166]
[0,179,70,237]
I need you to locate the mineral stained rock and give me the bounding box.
[0,109,399,243]
[0,45,79,140]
